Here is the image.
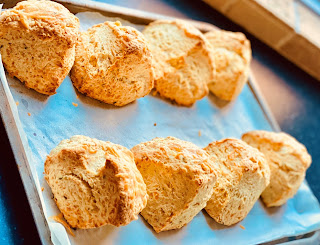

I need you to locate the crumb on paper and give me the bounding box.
[240,225,245,230]
[152,90,157,96]
[76,95,79,99]
[72,102,78,107]
[27,112,31,116]
[49,213,75,237]
[154,123,157,126]
[41,187,44,192]
[16,101,19,106]
[198,130,201,137]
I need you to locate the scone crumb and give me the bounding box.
[27,112,31,116]
[88,147,97,154]
[41,187,44,192]
[154,123,157,126]
[50,213,75,236]
[198,130,201,137]
[240,225,245,230]
[16,101,19,106]
[72,102,78,107]
[114,21,121,26]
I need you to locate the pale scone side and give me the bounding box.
[143,20,215,106]
[204,138,270,226]
[71,21,154,106]
[0,0,79,95]
[45,135,148,229]
[205,30,251,101]
[131,136,217,233]
[242,130,312,207]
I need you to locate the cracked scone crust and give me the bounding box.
[44,135,148,229]
[143,20,214,106]
[70,21,154,106]
[0,0,79,95]
[242,130,312,207]
[131,136,217,232]
[205,30,251,101]
[204,138,270,226]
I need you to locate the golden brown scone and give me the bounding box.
[143,20,215,106]
[70,21,154,106]
[204,138,270,226]
[242,130,312,207]
[131,136,217,232]
[205,30,251,101]
[0,0,79,95]
[44,135,148,229]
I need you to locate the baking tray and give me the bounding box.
[0,0,319,244]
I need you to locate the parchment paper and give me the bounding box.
[2,11,320,245]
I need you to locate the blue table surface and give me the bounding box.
[0,0,320,244]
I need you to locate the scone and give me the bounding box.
[44,135,148,229]
[205,30,251,101]
[242,130,312,207]
[204,138,270,225]
[143,20,214,106]
[131,136,217,232]
[70,21,154,106]
[0,0,79,95]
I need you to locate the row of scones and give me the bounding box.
[0,0,251,106]
[45,130,311,232]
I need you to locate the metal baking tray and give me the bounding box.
[0,1,319,244]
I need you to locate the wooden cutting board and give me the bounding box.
[204,0,320,81]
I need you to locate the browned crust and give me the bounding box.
[242,131,311,169]
[0,0,79,47]
[44,135,148,229]
[70,21,154,106]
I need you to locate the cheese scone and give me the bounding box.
[131,137,217,232]
[71,21,154,106]
[45,135,148,229]
[242,131,312,207]
[0,0,79,95]
[204,138,270,225]
[205,30,251,101]
[143,20,215,106]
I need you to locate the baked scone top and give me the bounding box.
[145,20,214,69]
[71,21,154,106]
[242,130,311,170]
[0,0,79,47]
[131,136,217,232]
[75,21,152,79]
[205,30,251,63]
[132,136,215,175]
[143,19,215,106]
[144,19,215,78]
[45,135,148,228]
[205,138,270,185]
